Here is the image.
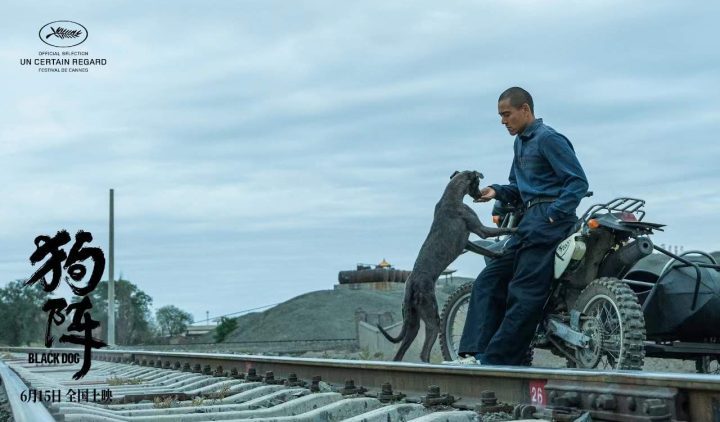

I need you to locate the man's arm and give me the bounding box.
[489,155,521,204]
[540,133,589,222]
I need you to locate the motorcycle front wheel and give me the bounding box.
[439,282,473,361]
[570,277,646,370]
[439,282,532,366]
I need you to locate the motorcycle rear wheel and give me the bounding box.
[570,277,646,370]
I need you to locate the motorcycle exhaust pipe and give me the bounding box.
[598,236,654,279]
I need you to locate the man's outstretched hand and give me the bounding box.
[474,186,496,202]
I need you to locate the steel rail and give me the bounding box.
[7,346,720,391]
[0,359,55,422]
[8,347,720,391]
[106,350,720,387]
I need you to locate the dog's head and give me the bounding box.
[450,170,483,199]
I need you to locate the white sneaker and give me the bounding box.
[442,355,479,365]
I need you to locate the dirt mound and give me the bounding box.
[227,289,403,342]
[215,277,474,343]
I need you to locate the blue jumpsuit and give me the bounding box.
[458,118,589,365]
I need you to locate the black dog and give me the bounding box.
[377,170,513,362]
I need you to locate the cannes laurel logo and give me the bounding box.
[39,21,88,48]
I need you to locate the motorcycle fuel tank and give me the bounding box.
[554,232,586,278]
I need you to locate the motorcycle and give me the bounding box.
[439,196,720,371]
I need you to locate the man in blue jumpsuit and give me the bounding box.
[457,87,589,366]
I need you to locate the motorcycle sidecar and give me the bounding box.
[625,250,720,373]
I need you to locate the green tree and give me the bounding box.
[0,280,51,346]
[156,305,194,336]
[214,316,238,343]
[87,278,155,345]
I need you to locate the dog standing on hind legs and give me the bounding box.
[377,170,514,362]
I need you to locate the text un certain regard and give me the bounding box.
[29,58,107,66]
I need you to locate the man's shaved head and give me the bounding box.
[498,87,534,114]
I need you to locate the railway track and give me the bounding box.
[1,347,719,421]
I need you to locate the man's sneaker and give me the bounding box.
[441,355,479,365]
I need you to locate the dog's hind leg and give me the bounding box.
[392,308,420,361]
[418,296,440,363]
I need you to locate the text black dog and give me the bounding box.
[378,170,513,362]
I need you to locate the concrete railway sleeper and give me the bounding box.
[0,354,489,421]
[2,348,720,420]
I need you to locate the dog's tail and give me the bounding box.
[376,322,404,343]
[376,302,413,343]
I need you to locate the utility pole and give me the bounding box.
[108,189,116,346]
[206,311,209,325]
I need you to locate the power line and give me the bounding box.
[192,302,283,325]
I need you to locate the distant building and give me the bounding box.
[336,258,408,291]
[185,324,216,337]
[377,258,391,268]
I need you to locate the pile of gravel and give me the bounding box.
[227,289,404,342]
[212,277,475,343]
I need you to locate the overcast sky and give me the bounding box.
[1,1,719,325]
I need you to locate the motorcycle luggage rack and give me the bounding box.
[580,198,720,310]
[579,197,646,222]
